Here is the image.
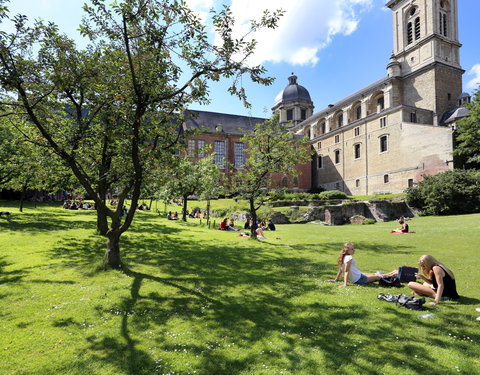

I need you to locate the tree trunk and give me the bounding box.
[105,230,122,269]
[19,186,26,213]
[249,197,257,239]
[206,199,211,226]
[182,195,188,221]
[96,203,109,236]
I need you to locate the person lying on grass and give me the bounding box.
[408,254,459,305]
[327,242,397,287]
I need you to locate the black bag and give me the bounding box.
[398,266,418,283]
[396,294,425,310]
[379,276,401,287]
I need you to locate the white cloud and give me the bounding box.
[211,0,373,66]
[466,64,480,91]
[184,0,214,23]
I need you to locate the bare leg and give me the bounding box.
[365,274,382,282]
[408,281,436,298]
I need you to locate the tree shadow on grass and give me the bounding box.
[0,257,26,285]
[41,221,480,374]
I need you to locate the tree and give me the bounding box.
[233,113,310,238]
[0,0,282,268]
[406,170,480,215]
[163,153,219,222]
[454,88,480,168]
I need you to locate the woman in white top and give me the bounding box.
[328,242,397,287]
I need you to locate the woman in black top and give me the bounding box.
[408,255,459,305]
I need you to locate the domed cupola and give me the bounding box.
[272,74,314,126]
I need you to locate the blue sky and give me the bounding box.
[3,0,479,118]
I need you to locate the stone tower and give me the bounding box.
[386,0,463,124]
[272,74,314,127]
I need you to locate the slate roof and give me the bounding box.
[183,110,267,135]
[274,75,312,106]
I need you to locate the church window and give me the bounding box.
[354,143,361,159]
[334,150,341,164]
[384,174,389,184]
[380,117,387,128]
[234,142,245,169]
[287,109,293,121]
[408,178,414,188]
[197,140,206,158]
[407,22,413,45]
[214,140,226,168]
[414,17,420,40]
[380,135,388,153]
[410,112,417,123]
[187,139,196,157]
[354,127,360,137]
[355,179,360,188]
[301,109,307,120]
[338,114,344,127]
[335,135,340,144]
[321,122,326,134]
[318,155,323,169]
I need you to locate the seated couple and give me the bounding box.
[328,242,459,305]
[219,218,239,231]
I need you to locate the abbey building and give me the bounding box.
[183,0,468,195]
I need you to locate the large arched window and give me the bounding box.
[439,1,449,37]
[369,91,385,114]
[406,6,420,45]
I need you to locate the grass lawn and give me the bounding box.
[0,201,479,375]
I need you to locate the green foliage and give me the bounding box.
[233,112,310,237]
[362,218,376,225]
[1,203,479,374]
[406,169,480,215]
[318,190,348,200]
[453,88,480,167]
[0,0,283,266]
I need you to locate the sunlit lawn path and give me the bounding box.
[1,201,479,375]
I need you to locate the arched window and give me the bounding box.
[439,1,449,37]
[334,149,341,164]
[406,7,419,46]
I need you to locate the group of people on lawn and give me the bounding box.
[327,242,460,305]
[219,217,276,239]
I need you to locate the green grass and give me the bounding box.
[1,201,479,375]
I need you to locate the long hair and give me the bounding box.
[337,242,354,267]
[419,254,455,279]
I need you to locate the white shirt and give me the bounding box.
[344,255,362,283]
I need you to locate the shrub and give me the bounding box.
[406,170,480,215]
[318,190,348,200]
[362,218,376,225]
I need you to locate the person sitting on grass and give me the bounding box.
[267,219,276,231]
[408,254,459,305]
[327,242,397,287]
[228,218,239,231]
[219,218,228,230]
[390,220,409,233]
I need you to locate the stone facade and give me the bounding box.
[290,0,463,194]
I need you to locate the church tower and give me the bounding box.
[386,0,463,123]
[272,74,314,127]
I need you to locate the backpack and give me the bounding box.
[397,266,418,283]
[379,276,401,287]
[396,294,426,310]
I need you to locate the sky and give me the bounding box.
[2,0,479,118]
